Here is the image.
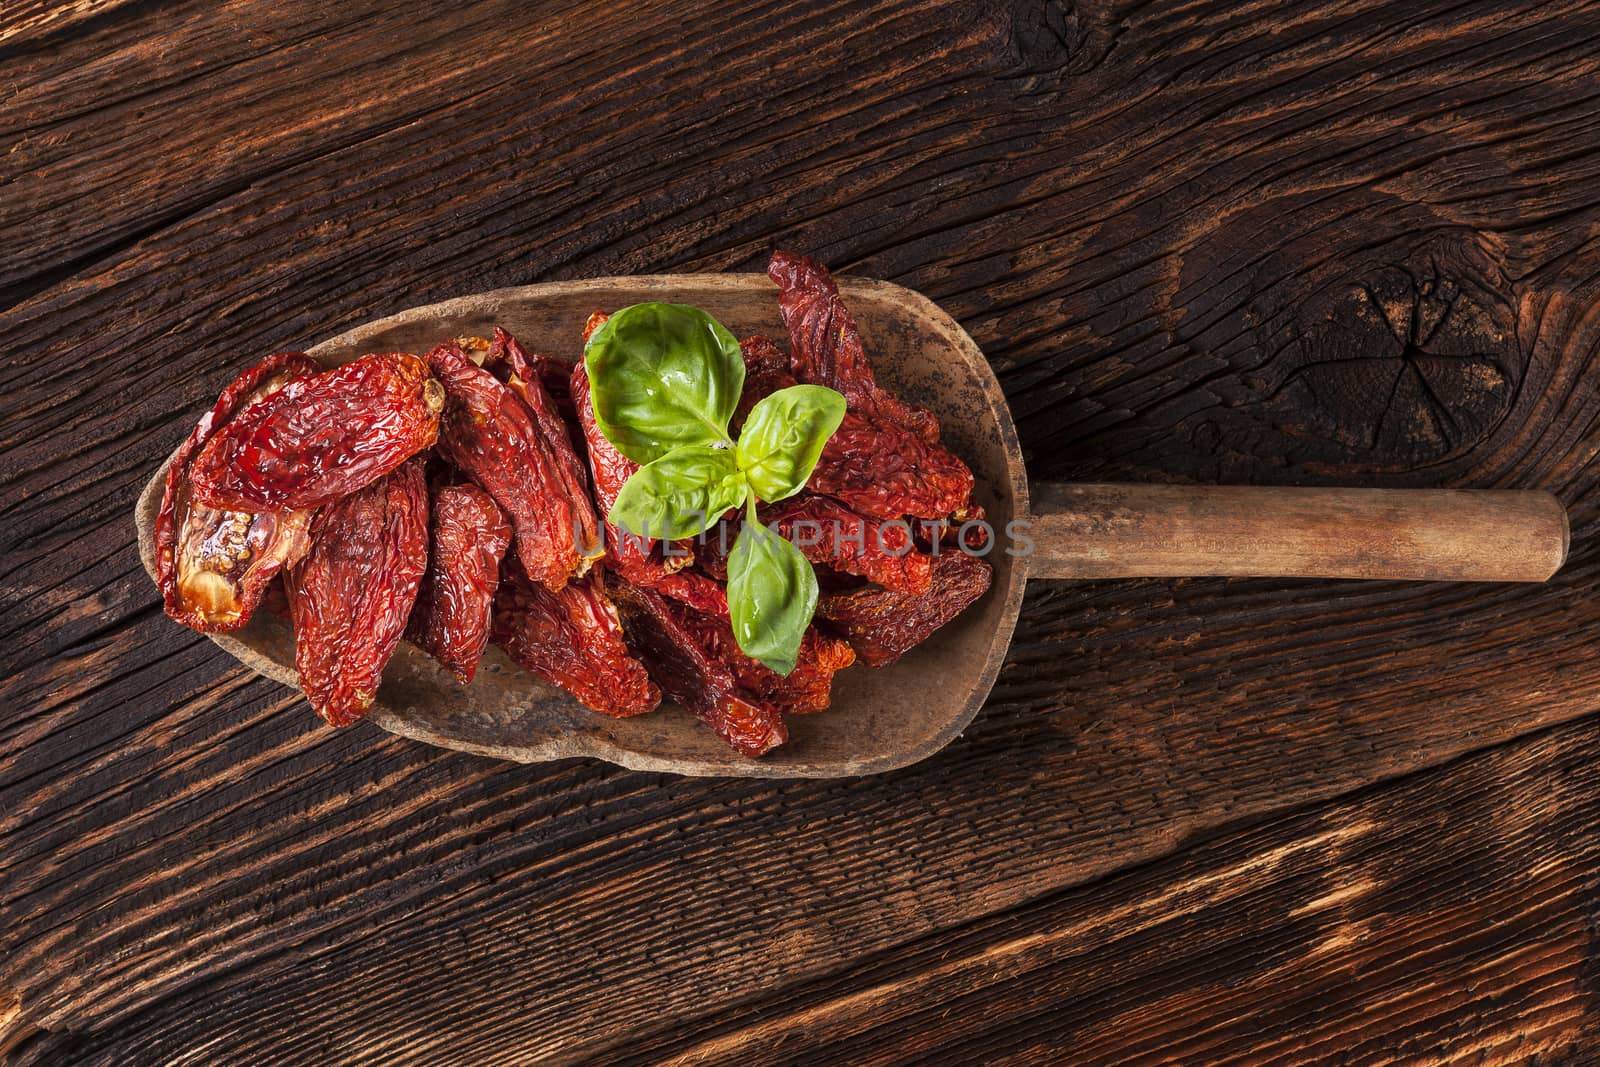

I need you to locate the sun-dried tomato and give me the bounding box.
[492,562,660,717]
[570,357,696,585]
[479,327,589,495]
[477,327,577,416]
[755,628,855,714]
[778,630,857,712]
[811,414,975,522]
[735,335,974,523]
[651,568,728,616]
[429,341,601,590]
[407,484,512,684]
[611,578,787,757]
[286,459,430,726]
[156,352,322,632]
[769,250,940,442]
[190,353,444,512]
[816,551,992,668]
[762,494,932,595]
[674,607,854,716]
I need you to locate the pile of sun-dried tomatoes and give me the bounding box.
[156,253,991,757]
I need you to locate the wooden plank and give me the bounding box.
[14,712,1600,1064]
[594,718,1600,1067]
[4,0,1600,1058]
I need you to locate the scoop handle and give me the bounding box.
[1025,483,1569,583]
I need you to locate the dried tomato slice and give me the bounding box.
[762,494,932,595]
[407,484,512,684]
[769,250,940,441]
[611,578,787,757]
[735,335,974,522]
[810,414,975,522]
[481,328,593,523]
[286,459,430,726]
[816,551,992,667]
[650,568,728,616]
[492,562,660,718]
[430,341,601,591]
[478,326,577,419]
[489,559,659,716]
[190,352,444,512]
[674,607,854,716]
[156,352,321,632]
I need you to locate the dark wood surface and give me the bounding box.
[5,1,1600,1062]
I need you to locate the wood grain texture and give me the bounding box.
[586,717,1600,1066]
[5,0,1600,1061]
[1030,483,1567,581]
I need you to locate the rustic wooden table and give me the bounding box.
[5,2,1600,1063]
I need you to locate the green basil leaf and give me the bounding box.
[584,303,745,464]
[608,444,748,540]
[735,384,847,503]
[727,521,818,675]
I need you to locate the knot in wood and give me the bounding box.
[1006,0,1110,79]
[1270,253,1520,471]
[1176,203,1524,478]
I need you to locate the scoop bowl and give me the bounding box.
[135,275,1030,777]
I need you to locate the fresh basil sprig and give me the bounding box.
[727,515,818,675]
[584,303,745,464]
[736,384,847,503]
[585,302,846,674]
[608,444,748,541]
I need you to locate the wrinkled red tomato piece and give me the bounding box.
[408,484,513,684]
[651,569,729,616]
[812,415,976,522]
[736,335,974,522]
[429,341,601,591]
[156,352,322,632]
[492,562,660,717]
[286,459,430,726]
[674,607,855,716]
[479,328,593,518]
[769,250,940,441]
[190,353,444,512]
[478,326,579,428]
[611,578,787,757]
[763,495,932,595]
[772,629,858,713]
[817,551,992,668]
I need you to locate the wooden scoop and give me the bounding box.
[133,275,1568,777]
